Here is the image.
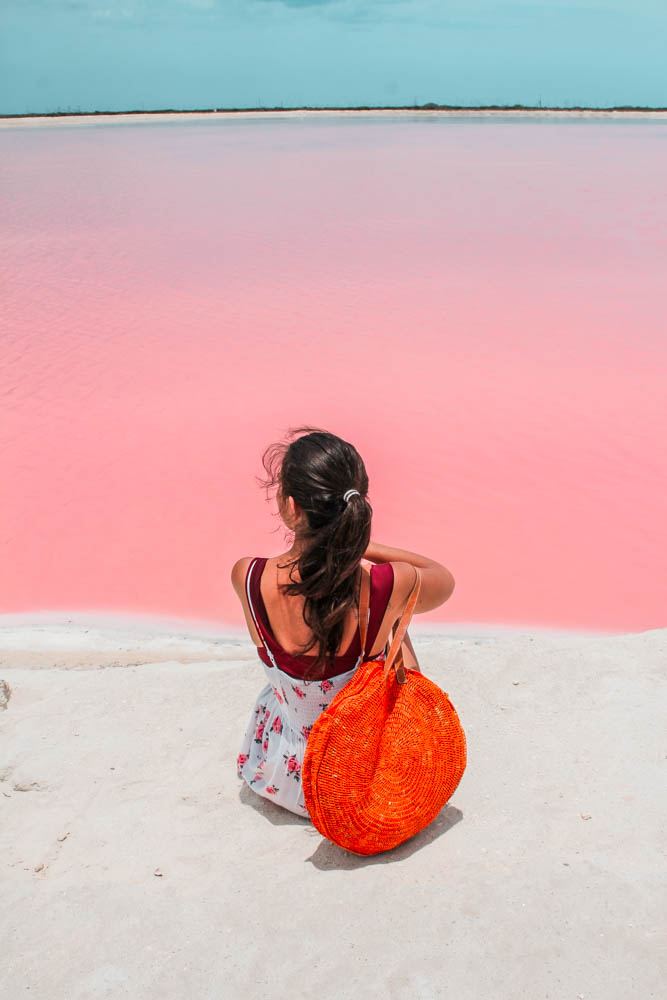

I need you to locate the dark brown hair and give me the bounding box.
[258,425,372,675]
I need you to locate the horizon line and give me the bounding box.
[3,102,667,120]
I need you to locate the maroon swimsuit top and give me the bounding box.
[245,557,395,681]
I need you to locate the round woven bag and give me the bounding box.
[302,566,467,856]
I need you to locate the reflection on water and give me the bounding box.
[1,115,666,632]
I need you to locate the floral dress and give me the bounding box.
[236,557,392,817]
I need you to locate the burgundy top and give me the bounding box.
[246,557,394,681]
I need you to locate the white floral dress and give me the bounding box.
[236,557,391,817]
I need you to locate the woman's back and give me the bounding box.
[243,556,397,679]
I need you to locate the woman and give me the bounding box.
[231,426,455,817]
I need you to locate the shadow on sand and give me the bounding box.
[238,783,463,867]
[304,803,464,869]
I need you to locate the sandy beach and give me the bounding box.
[1,617,664,998]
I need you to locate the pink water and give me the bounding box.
[2,114,666,633]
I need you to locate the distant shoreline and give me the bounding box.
[2,103,667,127]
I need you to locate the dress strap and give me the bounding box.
[245,558,278,669]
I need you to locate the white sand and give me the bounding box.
[1,617,664,998]
[2,109,667,128]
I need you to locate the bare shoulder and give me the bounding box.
[387,560,455,615]
[230,556,254,595]
[389,561,421,600]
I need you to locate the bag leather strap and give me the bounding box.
[357,562,421,684]
[382,566,421,683]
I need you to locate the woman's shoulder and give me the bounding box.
[230,556,259,595]
[362,560,415,606]
[382,561,420,615]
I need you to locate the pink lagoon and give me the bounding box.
[1,111,666,635]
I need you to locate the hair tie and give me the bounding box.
[343,489,360,503]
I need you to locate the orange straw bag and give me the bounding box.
[302,565,467,855]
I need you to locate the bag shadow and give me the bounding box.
[304,802,464,869]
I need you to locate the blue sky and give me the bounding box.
[2,1,666,114]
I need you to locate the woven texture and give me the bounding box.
[302,658,467,855]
